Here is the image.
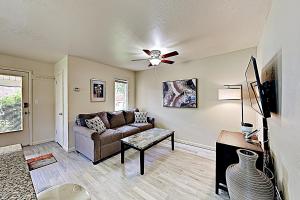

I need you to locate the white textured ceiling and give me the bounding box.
[0,0,271,71]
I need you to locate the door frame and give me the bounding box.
[0,66,33,145]
[55,71,64,147]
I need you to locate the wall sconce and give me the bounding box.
[218,84,244,125]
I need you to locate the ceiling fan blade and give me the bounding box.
[143,49,151,55]
[161,51,179,58]
[161,60,174,64]
[131,58,149,61]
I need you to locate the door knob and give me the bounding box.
[59,113,63,116]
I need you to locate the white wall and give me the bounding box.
[0,54,55,145]
[257,0,300,199]
[67,56,136,149]
[136,48,257,149]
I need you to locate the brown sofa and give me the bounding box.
[73,109,154,164]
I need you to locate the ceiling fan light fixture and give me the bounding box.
[149,58,161,66]
[132,49,178,67]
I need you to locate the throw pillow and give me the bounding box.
[85,116,107,133]
[134,112,148,123]
[77,113,98,127]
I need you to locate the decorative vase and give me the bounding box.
[226,149,274,200]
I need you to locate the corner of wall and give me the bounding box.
[134,70,138,108]
[54,55,70,151]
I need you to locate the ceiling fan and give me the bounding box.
[131,49,179,67]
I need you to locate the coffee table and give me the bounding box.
[121,128,174,175]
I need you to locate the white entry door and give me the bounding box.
[0,68,30,146]
[55,72,64,147]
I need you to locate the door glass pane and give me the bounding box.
[0,74,23,133]
[115,81,128,111]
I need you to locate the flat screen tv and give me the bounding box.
[245,56,271,118]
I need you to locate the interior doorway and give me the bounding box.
[0,68,31,146]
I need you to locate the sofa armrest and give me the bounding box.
[73,125,101,162]
[73,125,97,139]
[147,117,155,126]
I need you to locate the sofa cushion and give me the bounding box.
[99,129,123,145]
[123,108,139,124]
[97,112,110,129]
[85,116,107,133]
[108,111,126,128]
[129,123,153,132]
[114,125,140,138]
[134,112,148,123]
[77,112,110,128]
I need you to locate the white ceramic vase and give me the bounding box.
[226,149,274,200]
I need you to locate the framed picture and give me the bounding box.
[90,79,105,102]
[163,78,197,108]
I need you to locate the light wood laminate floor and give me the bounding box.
[23,142,228,200]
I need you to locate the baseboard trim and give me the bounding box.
[174,138,216,151]
[68,147,75,152]
[61,145,75,153]
[32,138,55,145]
[62,145,69,152]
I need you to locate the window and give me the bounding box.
[0,74,23,133]
[114,80,128,111]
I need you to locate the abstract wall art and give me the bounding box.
[163,78,197,108]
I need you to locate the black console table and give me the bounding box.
[215,130,264,194]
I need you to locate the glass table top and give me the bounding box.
[121,128,174,150]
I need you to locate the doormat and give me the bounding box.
[27,153,57,171]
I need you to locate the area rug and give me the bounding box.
[27,153,57,171]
